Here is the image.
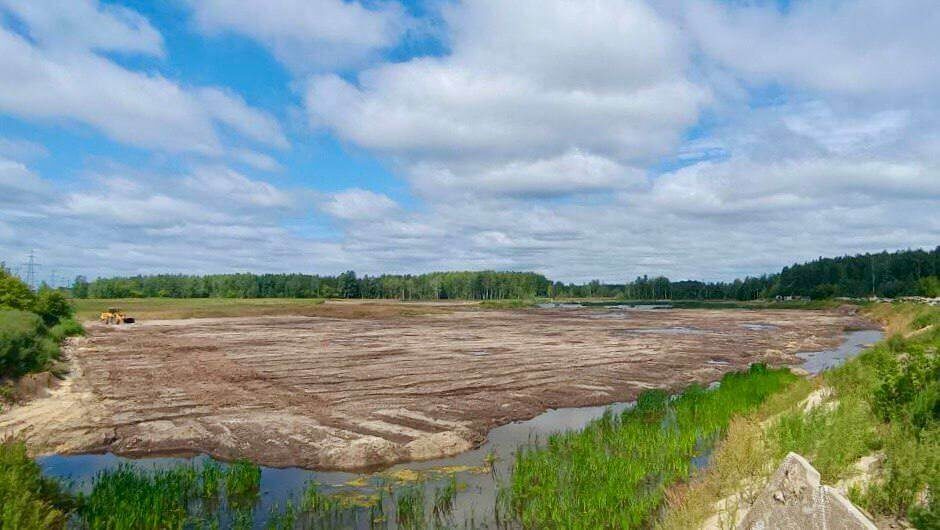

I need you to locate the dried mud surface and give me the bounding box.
[0,303,872,470]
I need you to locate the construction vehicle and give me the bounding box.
[100,307,135,325]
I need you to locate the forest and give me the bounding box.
[70,247,940,301]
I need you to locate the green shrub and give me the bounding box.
[0,272,34,312]
[857,424,940,520]
[872,343,938,424]
[31,289,73,327]
[0,310,59,377]
[47,318,85,342]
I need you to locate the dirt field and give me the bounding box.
[1,302,873,470]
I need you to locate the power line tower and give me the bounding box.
[24,250,40,290]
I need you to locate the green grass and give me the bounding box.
[72,458,262,529]
[395,482,426,529]
[0,442,69,530]
[507,364,798,529]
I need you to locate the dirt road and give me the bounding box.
[0,303,872,470]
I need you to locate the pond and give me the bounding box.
[38,329,883,528]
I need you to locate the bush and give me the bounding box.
[31,289,73,327]
[0,310,59,378]
[47,318,85,343]
[872,343,939,424]
[0,271,34,312]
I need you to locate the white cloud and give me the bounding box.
[306,0,707,197]
[3,0,939,284]
[321,189,399,221]
[0,0,164,56]
[0,3,286,155]
[232,150,283,172]
[196,88,289,149]
[187,0,408,71]
[0,137,48,160]
[685,0,940,95]
[0,156,51,206]
[410,150,645,197]
[183,166,292,208]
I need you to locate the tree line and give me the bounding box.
[72,271,553,300]
[69,247,940,301]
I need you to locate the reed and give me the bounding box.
[508,364,797,528]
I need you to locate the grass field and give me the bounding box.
[71,296,850,323]
[71,298,328,321]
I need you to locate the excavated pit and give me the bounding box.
[1,303,872,470]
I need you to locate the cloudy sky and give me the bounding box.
[1,0,937,284]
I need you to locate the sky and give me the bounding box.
[0,0,938,285]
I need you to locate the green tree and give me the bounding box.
[71,275,89,299]
[338,271,360,298]
[0,269,35,311]
[32,288,73,326]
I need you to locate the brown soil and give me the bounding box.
[0,303,872,471]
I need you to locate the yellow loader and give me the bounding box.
[99,307,135,325]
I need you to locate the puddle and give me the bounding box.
[706,359,731,366]
[39,328,882,528]
[614,304,674,310]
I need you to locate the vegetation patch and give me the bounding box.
[0,268,81,387]
[661,303,939,529]
[506,364,798,528]
[0,442,69,530]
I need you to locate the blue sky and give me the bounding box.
[1,0,938,284]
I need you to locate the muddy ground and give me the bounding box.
[0,302,873,470]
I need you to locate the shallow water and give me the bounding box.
[38,329,882,528]
[797,329,883,374]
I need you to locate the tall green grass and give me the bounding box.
[508,364,798,528]
[74,458,262,529]
[0,442,69,530]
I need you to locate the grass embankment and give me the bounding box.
[1,269,83,402]
[505,365,799,528]
[660,302,939,529]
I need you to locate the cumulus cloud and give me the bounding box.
[306,0,707,197]
[3,0,939,284]
[196,88,289,149]
[685,0,940,95]
[0,0,164,56]
[0,2,286,155]
[0,158,344,279]
[0,156,51,208]
[183,166,292,208]
[187,0,408,71]
[409,150,645,197]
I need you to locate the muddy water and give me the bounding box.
[38,329,882,528]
